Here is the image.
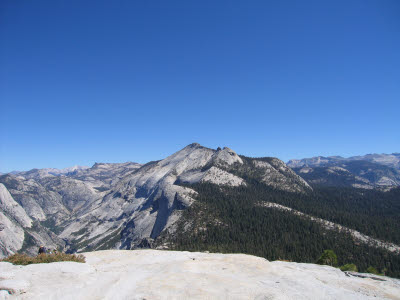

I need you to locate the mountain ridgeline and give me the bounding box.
[287,153,400,189]
[0,144,399,278]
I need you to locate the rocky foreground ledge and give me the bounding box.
[0,250,400,300]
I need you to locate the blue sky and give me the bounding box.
[1,0,399,172]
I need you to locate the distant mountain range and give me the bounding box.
[288,153,400,169]
[6,166,90,179]
[287,153,400,189]
[1,145,399,277]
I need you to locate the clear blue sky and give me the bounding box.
[1,0,399,172]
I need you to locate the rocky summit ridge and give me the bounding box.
[0,144,310,257]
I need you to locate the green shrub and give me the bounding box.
[1,253,85,265]
[366,266,379,275]
[316,250,338,267]
[340,263,358,272]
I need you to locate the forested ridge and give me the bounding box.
[224,155,400,245]
[158,180,400,278]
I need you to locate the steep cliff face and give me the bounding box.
[0,183,32,228]
[0,183,32,257]
[0,184,63,257]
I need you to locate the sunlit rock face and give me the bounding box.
[59,144,248,251]
[0,250,399,300]
[0,183,32,257]
[0,143,312,255]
